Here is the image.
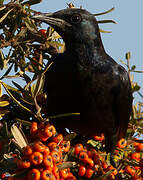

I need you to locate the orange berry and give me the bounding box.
[28,169,40,180]
[125,165,136,176]
[107,165,118,176]
[52,134,63,144]
[74,144,84,155]
[43,146,50,155]
[43,154,53,167]
[136,143,143,151]
[79,151,88,161]
[23,145,33,156]
[44,125,56,138]
[52,166,59,178]
[1,173,11,179]
[102,161,108,169]
[17,158,31,169]
[131,152,141,162]
[44,127,53,138]
[65,173,76,180]
[48,142,59,151]
[93,133,104,141]
[30,152,43,165]
[39,29,47,38]
[87,149,97,158]
[60,140,70,152]
[78,165,86,177]
[50,150,61,164]
[85,168,94,179]
[85,158,94,167]
[134,166,140,170]
[117,138,127,148]
[33,141,45,152]
[30,122,38,135]
[41,170,55,180]
[38,130,49,142]
[59,169,69,179]
[133,141,140,147]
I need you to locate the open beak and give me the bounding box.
[32,13,71,30]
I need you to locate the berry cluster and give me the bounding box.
[1,122,143,179]
[1,122,74,180]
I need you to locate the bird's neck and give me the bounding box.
[65,37,106,66]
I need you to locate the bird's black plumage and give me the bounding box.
[33,8,133,152]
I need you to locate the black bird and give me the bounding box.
[33,8,133,152]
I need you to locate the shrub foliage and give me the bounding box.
[0,0,143,179]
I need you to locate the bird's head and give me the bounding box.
[33,8,102,49]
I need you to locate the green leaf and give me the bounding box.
[87,139,102,149]
[64,133,77,141]
[23,0,42,6]
[30,57,43,68]
[126,52,131,60]
[0,83,2,97]
[0,5,5,10]
[57,162,76,171]
[2,83,20,93]
[21,73,31,84]
[49,113,80,119]
[0,8,13,23]
[131,65,136,71]
[119,59,127,66]
[24,17,38,33]
[0,100,9,107]
[12,81,33,104]
[99,28,112,33]
[15,118,31,126]
[97,19,117,24]
[0,109,9,118]
[133,83,141,92]
[32,73,45,97]
[127,128,134,134]
[0,50,4,70]
[2,83,33,114]
[0,64,13,80]
[94,7,115,16]
[98,170,116,180]
[132,70,143,73]
[12,81,25,92]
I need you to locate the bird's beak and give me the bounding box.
[32,13,71,30]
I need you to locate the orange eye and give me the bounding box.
[70,14,82,24]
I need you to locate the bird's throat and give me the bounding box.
[66,40,105,67]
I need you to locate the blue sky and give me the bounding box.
[1,0,143,103]
[31,0,143,102]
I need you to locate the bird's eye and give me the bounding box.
[70,14,82,24]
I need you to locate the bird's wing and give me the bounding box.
[113,64,133,140]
